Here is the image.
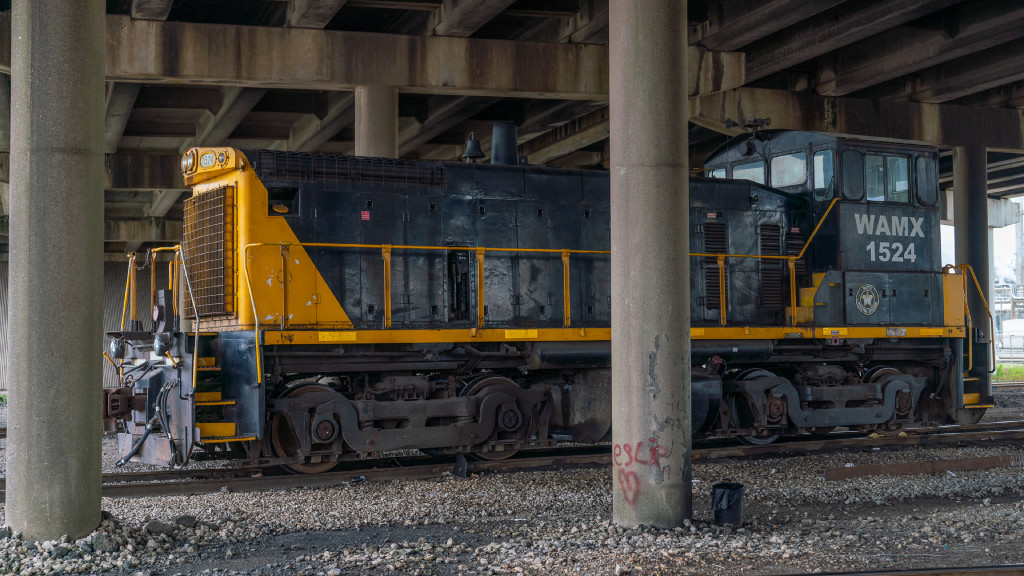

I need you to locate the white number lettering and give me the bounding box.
[904,242,916,263]
[892,242,904,262]
[867,241,875,261]
[878,242,891,262]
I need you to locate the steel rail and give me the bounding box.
[3,422,1024,499]
[790,565,1024,576]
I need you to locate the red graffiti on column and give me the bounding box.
[612,437,671,505]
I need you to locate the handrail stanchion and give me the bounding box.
[960,264,996,374]
[149,250,157,327]
[280,245,289,330]
[717,255,727,326]
[562,249,571,328]
[121,253,135,331]
[129,253,138,329]
[788,257,798,326]
[382,245,392,329]
[475,248,486,329]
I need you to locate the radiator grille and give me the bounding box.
[759,224,783,308]
[182,186,235,318]
[703,221,727,311]
[243,150,445,188]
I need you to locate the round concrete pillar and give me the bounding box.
[355,85,398,158]
[609,0,691,527]
[953,146,990,318]
[7,0,105,541]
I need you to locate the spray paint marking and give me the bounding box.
[613,437,670,505]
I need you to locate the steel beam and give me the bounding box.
[697,0,843,51]
[285,91,354,152]
[104,83,141,154]
[7,0,105,541]
[690,87,1024,152]
[818,0,1024,97]
[130,0,173,21]
[184,87,268,151]
[520,107,608,165]
[106,153,186,191]
[743,0,958,84]
[610,0,691,528]
[434,0,515,37]
[287,0,348,28]
[398,96,497,155]
[104,218,183,243]
[913,38,1024,103]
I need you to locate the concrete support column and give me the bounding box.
[953,146,990,329]
[7,0,105,541]
[354,85,398,158]
[609,0,691,527]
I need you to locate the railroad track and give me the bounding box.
[1,420,1022,499]
[801,565,1024,576]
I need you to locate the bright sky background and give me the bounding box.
[940,200,1019,283]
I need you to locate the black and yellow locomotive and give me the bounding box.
[103,130,992,471]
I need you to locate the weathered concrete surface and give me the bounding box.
[355,86,398,158]
[610,0,691,528]
[7,0,105,541]
[690,87,1024,152]
[434,0,516,37]
[0,14,741,102]
[817,1,1024,97]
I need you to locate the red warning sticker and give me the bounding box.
[361,211,370,221]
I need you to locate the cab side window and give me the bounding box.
[864,153,910,203]
[813,150,834,201]
[770,152,806,188]
[733,160,765,185]
[865,154,885,202]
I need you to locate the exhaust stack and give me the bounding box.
[490,121,519,166]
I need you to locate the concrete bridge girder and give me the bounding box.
[690,86,1024,153]
[0,14,742,102]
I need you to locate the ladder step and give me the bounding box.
[195,400,236,407]
[196,357,218,368]
[199,435,256,444]
[194,391,222,402]
[197,367,221,372]
[197,422,235,439]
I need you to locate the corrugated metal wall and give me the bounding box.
[0,260,168,391]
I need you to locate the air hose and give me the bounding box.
[115,414,158,467]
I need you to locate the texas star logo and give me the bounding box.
[855,284,879,316]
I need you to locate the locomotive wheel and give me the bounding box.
[463,376,521,461]
[865,366,906,437]
[733,369,781,445]
[270,384,340,474]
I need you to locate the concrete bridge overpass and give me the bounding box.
[5,0,1024,539]
[0,1,1023,254]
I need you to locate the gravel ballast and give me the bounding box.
[0,394,1021,575]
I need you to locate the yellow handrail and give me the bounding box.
[954,264,996,374]
[242,241,612,384]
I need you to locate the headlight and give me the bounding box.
[181,154,189,172]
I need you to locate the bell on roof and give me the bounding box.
[462,132,485,163]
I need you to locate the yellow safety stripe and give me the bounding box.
[261,325,966,346]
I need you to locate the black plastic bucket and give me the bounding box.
[712,482,744,526]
